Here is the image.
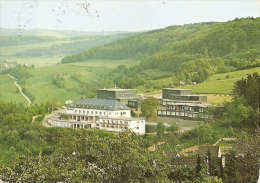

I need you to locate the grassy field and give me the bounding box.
[71,59,141,68]
[0,75,28,104]
[206,94,232,104]
[216,140,236,147]
[179,67,260,94]
[23,59,141,104]
[0,40,72,56]
[1,56,64,68]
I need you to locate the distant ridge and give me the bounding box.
[0,27,142,37]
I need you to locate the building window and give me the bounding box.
[79,110,81,113]
[136,127,139,129]
[75,110,77,113]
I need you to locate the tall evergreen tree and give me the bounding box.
[224,150,237,182]
[196,154,202,176]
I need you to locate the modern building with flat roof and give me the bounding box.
[157,88,211,120]
[97,89,143,109]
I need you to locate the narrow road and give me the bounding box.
[7,74,32,106]
[41,113,54,127]
[31,115,42,123]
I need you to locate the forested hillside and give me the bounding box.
[61,17,259,83]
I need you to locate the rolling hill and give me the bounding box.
[61,17,260,74]
[0,18,259,105]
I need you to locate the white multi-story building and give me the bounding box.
[50,98,145,134]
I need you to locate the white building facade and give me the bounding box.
[50,98,145,134]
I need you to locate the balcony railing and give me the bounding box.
[98,122,129,126]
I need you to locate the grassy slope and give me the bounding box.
[0,39,73,68]
[0,40,72,56]
[179,67,260,94]
[2,56,64,68]
[23,59,140,104]
[0,75,27,104]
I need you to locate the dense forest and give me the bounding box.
[0,73,259,182]
[61,17,260,84]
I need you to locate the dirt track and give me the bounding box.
[7,74,31,106]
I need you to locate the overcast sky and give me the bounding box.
[1,0,259,32]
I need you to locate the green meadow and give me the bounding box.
[1,56,64,68]
[0,40,72,56]
[179,67,260,94]
[2,59,140,105]
[0,75,28,104]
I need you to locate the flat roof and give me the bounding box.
[161,99,201,103]
[163,88,192,91]
[97,89,136,91]
[169,94,207,97]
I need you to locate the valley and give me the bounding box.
[0,17,259,182]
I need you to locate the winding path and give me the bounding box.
[7,74,31,106]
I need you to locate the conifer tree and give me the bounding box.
[196,154,202,176]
